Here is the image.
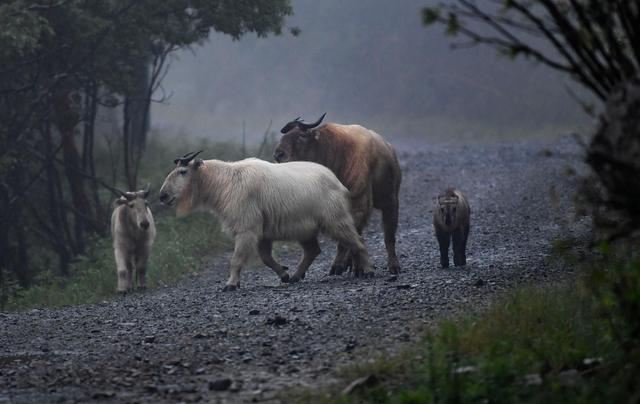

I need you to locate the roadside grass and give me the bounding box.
[4,133,278,312]
[294,277,630,403]
[4,212,227,312]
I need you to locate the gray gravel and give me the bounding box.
[0,135,590,403]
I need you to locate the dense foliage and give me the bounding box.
[0,0,293,300]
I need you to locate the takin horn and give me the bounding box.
[174,150,203,166]
[298,113,326,131]
[140,183,150,199]
[114,187,137,200]
[280,113,326,134]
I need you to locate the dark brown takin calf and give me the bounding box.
[433,188,470,268]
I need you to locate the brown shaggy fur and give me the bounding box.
[433,188,470,268]
[275,121,402,275]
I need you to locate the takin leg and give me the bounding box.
[373,165,402,275]
[224,232,257,292]
[326,218,373,278]
[257,238,290,283]
[134,243,152,290]
[329,244,350,276]
[435,227,451,269]
[330,195,372,275]
[453,226,468,266]
[114,246,132,293]
[290,238,321,283]
[380,200,401,274]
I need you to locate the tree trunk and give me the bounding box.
[123,59,151,191]
[52,86,92,254]
[83,79,107,235]
[7,168,30,287]
[122,96,134,190]
[43,121,72,275]
[131,60,150,153]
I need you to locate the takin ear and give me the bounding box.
[116,197,128,205]
[193,158,204,169]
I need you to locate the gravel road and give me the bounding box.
[0,135,589,403]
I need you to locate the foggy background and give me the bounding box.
[152,0,590,143]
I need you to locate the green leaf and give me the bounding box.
[422,7,441,26]
[289,26,301,36]
[445,13,460,36]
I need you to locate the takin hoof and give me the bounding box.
[222,284,238,292]
[280,273,291,283]
[289,273,304,283]
[354,270,374,279]
[388,263,401,275]
[330,264,346,276]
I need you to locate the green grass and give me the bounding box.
[4,212,228,311]
[293,278,633,403]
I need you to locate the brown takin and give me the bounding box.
[274,113,402,275]
[433,188,470,268]
[111,185,156,293]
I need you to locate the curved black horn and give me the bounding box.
[173,150,197,164]
[280,117,302,134]
[174,150,204,166]
[299,113,326,130]
[280,114,326,134]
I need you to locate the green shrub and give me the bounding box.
[300,280,622,403]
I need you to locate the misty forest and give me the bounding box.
[1,0,639,402]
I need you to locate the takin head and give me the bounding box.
[436,193,459,227]
[274,113,326,163]
[116,185,152,231]
[158,150,204,211]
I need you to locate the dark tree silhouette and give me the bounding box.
[423,1,640,102]
[0,0,295,293]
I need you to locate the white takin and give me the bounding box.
[111,186,156,292]
[159,151,373,291]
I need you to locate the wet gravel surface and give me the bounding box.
[0,136,590,403]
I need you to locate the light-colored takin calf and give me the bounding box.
[433,188,470,268]
[111,186,156,292]
[274,113,402,276]
[158,151,373,291]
